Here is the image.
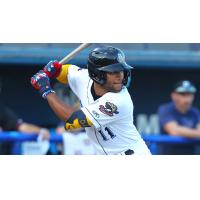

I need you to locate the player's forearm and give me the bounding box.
[46,93,75,121]
[18,123,43,134]
[168,126,200,138]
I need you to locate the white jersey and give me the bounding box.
[67,65,151,155]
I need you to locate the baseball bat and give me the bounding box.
[59,43,92,64]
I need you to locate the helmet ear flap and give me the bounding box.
[123,70,131,86]
[95,73,106,85]
[88,64,106,85]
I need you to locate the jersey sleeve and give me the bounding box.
[157,105,176,128]
[67,65,81,93]
[56,64,82,87]
[57,64,85,98]
[81,94,129,129]
[56,64,71,84]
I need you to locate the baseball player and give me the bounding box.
[31,46,151,155]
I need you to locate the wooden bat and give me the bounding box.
[59,43,92,64]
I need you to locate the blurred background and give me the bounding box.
[1,43,200,155]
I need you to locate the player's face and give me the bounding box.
[171,92,194,112]
[104,71,124,92]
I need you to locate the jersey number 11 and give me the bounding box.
[98,127,116,141]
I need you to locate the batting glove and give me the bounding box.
[43,60,62,78]
[31,70,55,99]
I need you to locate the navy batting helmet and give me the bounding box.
[87,46,133,85]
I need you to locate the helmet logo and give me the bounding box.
[117,53,125,63]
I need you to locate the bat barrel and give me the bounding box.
[59,43,91,64]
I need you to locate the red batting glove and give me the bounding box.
[43,60,62,78]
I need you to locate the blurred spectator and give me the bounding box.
[0,101,50,154]
[0,77,50,154]
[157,80,200,154]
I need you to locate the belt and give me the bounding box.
[120,149,134,155]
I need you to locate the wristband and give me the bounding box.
[42,90,56,99]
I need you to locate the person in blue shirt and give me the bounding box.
[157,80,200,154]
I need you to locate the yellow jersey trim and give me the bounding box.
[56,64,71,84]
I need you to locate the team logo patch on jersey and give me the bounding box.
[99,102,119,116]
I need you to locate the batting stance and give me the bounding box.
[31,46,151,155]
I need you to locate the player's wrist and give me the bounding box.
[41,89,55,99]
